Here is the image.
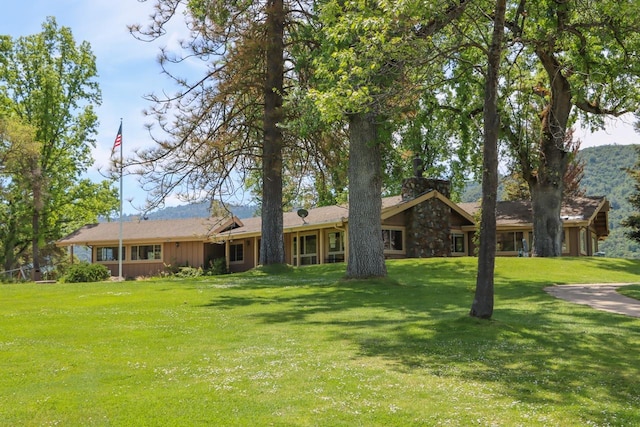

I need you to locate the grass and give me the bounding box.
[619,284,640,300]
[1,257,640,426]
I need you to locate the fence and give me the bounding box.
[0,267,29,281]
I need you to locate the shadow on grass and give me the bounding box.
[559,256,640,277]
[201,259,640,421]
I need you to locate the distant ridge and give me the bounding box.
[105,202,258,222]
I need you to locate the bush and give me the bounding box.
[207,258,228,275]
[174,266,204,278]
[63,262,110,283]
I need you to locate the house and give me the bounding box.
[56,178,610,278]
[56,216,242,277]
[459,196,610,257]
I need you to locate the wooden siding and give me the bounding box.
[96,241,214,278]
[228,239,256,273]
[102,261,164,278]
[382,211,406,227]
[164,241,204,269]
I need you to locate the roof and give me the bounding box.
[57,193,610,246]
[216,204,350,240]
[458,196,609,230]
[57,216,239,246]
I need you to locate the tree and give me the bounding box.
[260,0,286,265]
[503,130,585,201]
[500,0,640,256]
[0,18,118,279]
[311,0,471,278]
[436,1,640,257]
[470,0,507,320]
[130,0,331,267]
[0,117,39,273]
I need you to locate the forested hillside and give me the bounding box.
[116,202,257,222]
[578,144,639,258]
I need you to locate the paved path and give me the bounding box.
[544,283,640,318]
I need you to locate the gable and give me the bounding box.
[381,191,475,225]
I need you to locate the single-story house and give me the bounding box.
[56,178,610,278]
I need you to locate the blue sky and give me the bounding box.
[2,1,639,214]
[1,0,194,214]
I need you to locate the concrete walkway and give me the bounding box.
[544,283,640,318]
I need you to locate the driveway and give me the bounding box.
[544,283,640,318]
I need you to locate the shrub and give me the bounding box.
[63,262,110,283]
[207,258,228,275]
[175,266,204,278]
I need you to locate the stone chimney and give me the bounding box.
[401,177,451,257]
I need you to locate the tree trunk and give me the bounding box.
[260,0,285,266]
[529,48,572,257]
[471,0,506,319]
[346,112,387,279]
[31,209,42,282]
[530,177,564,257]
[31,162,44,282]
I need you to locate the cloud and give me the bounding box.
[578,113,639,148]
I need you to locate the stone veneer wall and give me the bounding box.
[401,178,451,257]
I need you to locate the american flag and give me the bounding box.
[112,123,122,155]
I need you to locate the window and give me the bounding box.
[382,228,404,252]
[131,244,162,261]
[230,243,244,263]
[96,246,124,262]
[293,234,317,265]
[562,229,570,253]
[496,232,524,252]
[328,231,345,253]
[580,229,587,254]
[451,233,465,254]
[326,231,345,263]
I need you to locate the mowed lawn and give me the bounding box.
[1,257,640,426]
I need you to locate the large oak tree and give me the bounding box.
[311,0,471,278]
[0,18,118,280]
[502,0,640,256]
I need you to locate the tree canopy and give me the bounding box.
[0,18,118,278]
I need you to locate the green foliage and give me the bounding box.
[1,258,640,425]
[0,18,118,273]
[166,258,228,277]
[208,257,228,275]
[174,266,205,278]
[63,262,110,283]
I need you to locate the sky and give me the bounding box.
[2,1,639,214]
[1,0,196,214]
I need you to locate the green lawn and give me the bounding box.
[1,257,640,426]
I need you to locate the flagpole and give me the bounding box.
[118,119,123,280]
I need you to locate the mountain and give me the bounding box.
[106,202,258,222]
[578,144,639,258]
[460,144,640,258]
